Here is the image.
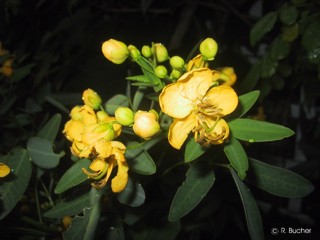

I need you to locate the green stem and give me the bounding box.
[83,188,103,240]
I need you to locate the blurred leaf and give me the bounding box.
[260,54,278,78]
[10,63,36,82]
[45,95,70,114]
[282,23,299,42]
[117,177,145,207]
[27,137,64,169]
[250,11,278,46]
[239,61,261,92]
[229,118,295,142]
[184,137,208,162]
[132,87,145,112]
[37,113,61,142]
[224,137,248,180]
[0,148,32,220]
[280,5,298,25]
[247,158,314,198]
[54,158,90,194]
[145,218,181,240]
[0,95,17,115]
[270,37,290,60]
[302,21,320,63]
[168,160,215,222]
[25,98,42,113]
[44,192,91,218]
[105,94,130,115]
[227,90,260,120]
[125,141,156,175]
[230,168,265,240]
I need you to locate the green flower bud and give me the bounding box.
[170,56,185,70]
[153,43,169,63]
[101,39,129,64]
[170,69,182,79]
[128,45,140,60]
[96,111,109,121]
[82,88,102,110]
[115,107,134,126]
[141,45,152,58]
[199,38,218,61]
[155,65,168,78]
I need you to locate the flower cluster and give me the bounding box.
[63,89,128,192]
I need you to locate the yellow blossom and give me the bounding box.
[219,67,237,86]
[82,88,102,110]
[159,68,238,149]
[186,54,209,71]
[1,59,14,77]
[101,39,129,64]
[0,163,10,177]
[133,110,160,140]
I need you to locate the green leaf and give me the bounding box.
[224,137,248,179]
[10,63,36,82]
[301,21,320,63]
[132,87,145,112]
[247,158,314,198]
[131,82,158,87]
[280,5,298,25]
[184,137,208,162]
[239,61,261,92]
[125,141,156,175]
[250,11,278,46]
[229,118,295,142]
[54,158,91,194]
[44,192,91,218]
[105,94,130,115]
[168,160,215,222]
[126,75,149,82]
[227,90,260,120]
[260,54,278,78]
[37,113,61,142]
[230,168,265,240]
[270,37,290,60]
[116,177,145,207]
[0,148,32,220]
[27,137,64,169]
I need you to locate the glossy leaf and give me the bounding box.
[54,158,91,194]
[230,168,265,240]
[117,177,145,207]
[280,5,298,25]
[168,160,215,222]
[37,113,61,142]
[27,137,64,169]
[44,192,91,218]
[270,37,290,60]
[247,158,314,198]
[239,61,261,92]
[184,137,208,162]
[227,90,260,120]
[229,118,295,142]
[301,21,320,63]
[260,54,278,78]
[105,94,130,115]
[250,11,278,46]
[125,141,156,175]
[224,137,248,180]
[0,148,32,220]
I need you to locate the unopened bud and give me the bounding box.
[101,39,129,64]
[170,56,185,70]
[141,45,152,58]
[153,43,169,63]
[82,88,102,110]
[128,45,140,60]
[199,38,218,61]
[115,107,134,126]
[133,110,160,140]
[170,69,182,79]
[155,65,168,78]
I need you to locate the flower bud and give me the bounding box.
[170,56,185,70]
[199,38,218,61]
[133,110,160,140]
[141,45,152,58]
[82,88,102,110]
[0,163,10,177]
[153,43,169,63]
[170,69,182,79]
[155,65,168,78]
[115,107,134,126]
[101,39,129,64]
[128,45,140,60]
[96,111,109,122]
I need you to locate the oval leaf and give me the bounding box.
[0,148,32,220]
[184,137,208,162]
[105,94,130,115]
[116,177,145,207]
[27,137,64,169]
[230,168,265,240]
[37,113,61,141]
[229,118,295,142]
[168,160,215,222]
[247,158,314,198]
[54,158,91,194]
[250,11,278,46]
[224,137,248,180]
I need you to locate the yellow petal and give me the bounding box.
[0,163,10,177]
[111,161,129,193]
[205,85,238,116]
[160,68,213,118]
[204,118,230,144]
[94,140,112,158]
[63,120,85,142]
[168,114,196,149]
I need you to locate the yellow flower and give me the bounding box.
[159,68,238,149]
[219,67,237,86]
[82,89,102,110]
[186,54,209,71]
[133,110,160,140]
[82,141,128,192]
[1,59,14,77]
[0,163,10,177]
